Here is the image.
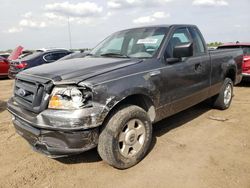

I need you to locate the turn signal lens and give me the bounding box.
[48,95,62,109]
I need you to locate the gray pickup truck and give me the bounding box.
[7,25,243,169]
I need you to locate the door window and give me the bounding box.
[165,28,191,58]
[189,27,206,55]
[44,54,53,62]
[53,52,68,60]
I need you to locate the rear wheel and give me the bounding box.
[97,105,152,169]
[212,78,233,110]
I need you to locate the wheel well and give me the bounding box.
[225,68,236,84]
[104,94,156,123]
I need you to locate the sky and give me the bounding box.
[0,0,249,51]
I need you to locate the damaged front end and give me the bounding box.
[12,115,99,157]
[7,75,107,157]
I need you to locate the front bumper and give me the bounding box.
[7,98,101,157]
[242,73,250,82]
[242,73,250,77]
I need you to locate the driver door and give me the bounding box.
[161,27,210,115]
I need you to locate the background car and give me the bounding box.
[0,56,9,77]
[18,50,33,59]
[8,49,72,79]
[58,50,89,61]
[218,42,250,81]
[0,53,10,59]
[0,46,23,78]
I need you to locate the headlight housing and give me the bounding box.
[48,86,92,110]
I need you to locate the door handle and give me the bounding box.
[194,63,202,72]
[149,70,161,77]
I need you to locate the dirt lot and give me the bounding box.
[0,79,250,188]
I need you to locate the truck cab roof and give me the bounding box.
[120,24,197,31]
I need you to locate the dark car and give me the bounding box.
[8,49,72,79]
[218,42,250,81]
[58,51,89,61]
[8,25,243,169]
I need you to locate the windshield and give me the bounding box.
[218,45,250,55]
[90,27,168,58]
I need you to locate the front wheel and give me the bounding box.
[212,78,233,110]
[97,105,152,169]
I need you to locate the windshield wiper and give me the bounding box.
[100,53,130,58]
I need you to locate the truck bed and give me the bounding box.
[209,48,243,85]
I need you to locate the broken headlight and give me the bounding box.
[48,86,92,110]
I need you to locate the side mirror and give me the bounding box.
[173,42,193,59]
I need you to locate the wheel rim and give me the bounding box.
[118,119,146,158]
[224,84,232,106]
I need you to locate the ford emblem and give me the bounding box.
[17,88,27,97]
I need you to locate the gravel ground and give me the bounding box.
[0,79,250,188]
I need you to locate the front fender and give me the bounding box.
[85,72,159,125]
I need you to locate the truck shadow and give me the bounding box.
[0,100,7,113]
[0,77,10,81]
[153,102,210,137]
[56,148,102,164]
[57,101,210,165]
[147,102,211,154]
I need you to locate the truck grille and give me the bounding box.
[14,76,52,113]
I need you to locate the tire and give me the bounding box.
[212,78,233,110]
[97,105,152,169]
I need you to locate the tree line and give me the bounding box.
[207,42,223,47]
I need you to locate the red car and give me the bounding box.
[218,43,250,81]
[0,46,23,78]
[0,56,10,77]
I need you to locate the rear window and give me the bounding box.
[0,54,9,59]
[20,52,43,60]
[218,45,250,55]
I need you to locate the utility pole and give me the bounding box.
[67,16,72,50]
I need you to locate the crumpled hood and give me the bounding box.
[19,56,142,83]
